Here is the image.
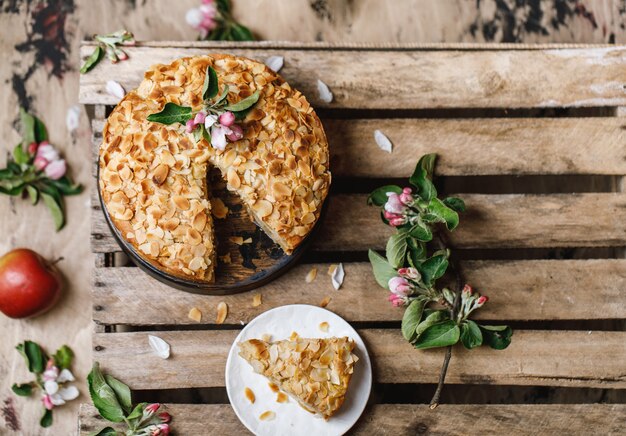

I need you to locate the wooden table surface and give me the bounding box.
[1,1,626,434]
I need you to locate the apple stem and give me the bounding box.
[49,256,64,266]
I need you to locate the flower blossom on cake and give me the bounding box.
[186,0,217,38]
[41,359,79,410]
[33,142,67,180]
[185,109,244,151]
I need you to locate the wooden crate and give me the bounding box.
[78,42,626,434]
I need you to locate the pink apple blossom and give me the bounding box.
[42,394,54,410]
[185,119,195,133]
[34,156,48,171]
[194,111,206,125]
[27,142,38,155]
[388,276,412,296]
[226,124,243,141]
[388,293,406,307]
[218,111,235,127]
[398,267,419,280]
[145,403,161,414]
[384,192,405,214]
[45,159,67,180]
[476,295,488,306]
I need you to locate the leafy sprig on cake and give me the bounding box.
[368,154,512,408]
[147,66,259,150]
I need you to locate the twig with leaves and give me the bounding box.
[80,30,135,74]
[367,153,513,408]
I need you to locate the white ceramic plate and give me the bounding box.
[225,304,372,436]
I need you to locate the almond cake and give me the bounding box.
[238,335,359,419]
[99,54,330,282]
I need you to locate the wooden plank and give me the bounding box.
[92,330,626,389]
[91,117,626,176]
[91,192,626,252]
[79,45,626,108]
[79,403,626,435]
[92,259,626,325]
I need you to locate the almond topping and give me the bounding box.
[259,411,275,421]
[227,168,241,189]
[319,322,329,332]
[152,163,169,185]
[252,199,273,218]
[320,296,331,308]
[276,392,288,403]
[188,307,202,322]
[244,387,255,404]
[328,264,337,275]
[262,334,272,342]
[216,302,228,324]
[252,294,262,307]
[229,236,244,245]
[268,382,279,393]
[210,197,229,219]
[305,267,317,283]
[192,213,207,232]
[172,195,190,210]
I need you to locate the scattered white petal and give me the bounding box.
[374,130,393,153]
[265,56,284,73]
[148,334,170,359]
[56,369,75,383]
[106,80,126,100]
[44,380,59,395]
[331,262,345,290]
[240,320,245,325]
[317,79,333,103]
[66,105,81,132]
[50,394,66,406]
[57,385,79,401]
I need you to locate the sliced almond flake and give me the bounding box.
[245,387,255,403]
[262,333,272,342]
[327,264,337,276]
[219,253,232,264]
[229,236,244,245]
[374,129,393,153]
[252,293,262,307]
[268,382,279,393]
[188,307,202,322]
[106,80,126,100]
[259,411,276,421]
[216,302,228,324]
[243,237,252,244]
[319,322,329,332]
[305,267,318,283]
[265,55,284,73]
[148,334,170,359]
[320,296,331,308]
[276,392,288,403]
[210,197,229,219]
[289,331,299,340]
[316,79,333,103]
[331,262,345,290]
[66,104,81,132]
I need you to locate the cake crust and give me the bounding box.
[99,54,331,281]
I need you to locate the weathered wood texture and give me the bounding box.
[91,192,626,252]
[79,403,626,436]
[93,330,626,390]
[91,117,626,176]
[93,259,626,325]
[79,45,626,109]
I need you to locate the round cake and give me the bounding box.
[99,54,330,283]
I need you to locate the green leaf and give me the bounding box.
[409,154,437,201]
[401,298,426,342]
[419,253,449,286]
[12,383,33,396]
[408,218,433,242]
[0,168,13,179]
[40,409,53,428]
[125,402,147,422]
[217,0,231,12]
[386,232,407,269]
[0,183,25,196]
[41,192,65,231]
[406,239,427,267]
[7,161,22,175]
[215,84,230,106]
[201,124,212,143]
[367,185,402,206]
[34,115,48,143]
[192,126,203,143]
[146,103,193,125]
[53,345,74,370]
[202,66,219,100]
[224,90,260,112]
[20,108,36,147]
[416,310,449,339]
[413,320,460,349]
[479,325,513,350]
[444,197,466,213]
[50,177,83,196]
[13,143,29,165]
[88,362,126,423]
[427,198,460,231]
[231,23,255,41]
[368,249,397,289]
[26,185,39,205]
[92,427,118,436]
[460,320,483,349]
[18,341,46,373]
[104,374,132,414]
[80,45,104,74]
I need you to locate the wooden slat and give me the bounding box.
[91,192,626,252]
[79,403,626,435]
[92,259,626,325]
[79,44,626,108]
[91,117,626,176]
[93,330,626,389]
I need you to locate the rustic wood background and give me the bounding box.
[1,1,626,434]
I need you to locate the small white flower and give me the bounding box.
[185,7,204,28]
[44,380,59,395]
[374,130,393,153]
[148,334,171,359]
[317,79,333,103]
[66,105,81,132]
[265,56,284,73]
[331,263,345,290]
[210,125,229,151]
[204,114,218,130]
[37,144,60,163]
[49,386,79,406]
[56,369,75,383]
[106,80,126,100]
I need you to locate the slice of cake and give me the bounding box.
[238,335,359,419]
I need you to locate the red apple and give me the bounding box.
[0,248,62,318]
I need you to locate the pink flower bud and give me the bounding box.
[151,423,170,436]
[402,187,412,194]
[384,192,405,214]
[44,159,66,180]
[42,394,54,410]
[116,49,128,61]
[145,403,161,414]
[27,142,38,155]
[194,112,206,125]
[226,124,244,142]
[202,0,214,4]
[185,119,195,133]
[476,295,488,306]
[389,217,407,227]
[388,276,412,296]
[34,156,49,171]
[218,111,235,127]
[398,267,419,280]
[159,412,172,423]
[36,142,59,162]
[462,284,473,295]
[388,294,405,307]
